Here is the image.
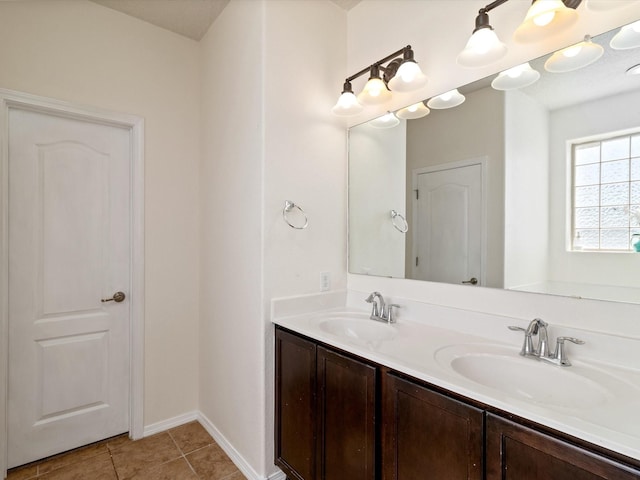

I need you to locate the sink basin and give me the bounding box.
[435,344,621,409]
[319,317,397,342]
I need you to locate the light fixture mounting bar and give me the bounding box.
[480,0,509,14]
[345,45,413,83]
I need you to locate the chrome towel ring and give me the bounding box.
[283,200,308,230]
[390,210,408,233]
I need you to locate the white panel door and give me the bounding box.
[414,164,483,285]
[8,108,130,467]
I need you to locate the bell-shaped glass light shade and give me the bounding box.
[457,27,508,68]
[491,63,541,90]
[396,102,430,120]
[357,76,392,106]
[544,36,604,73]
[426,89,466,109]
[628,64,640,76]
[610,21,640,50]
[387,61,428,92]
[514,0,579,43]
[586,0,630,10]
[369,112,400,129]
[332,91,363,116]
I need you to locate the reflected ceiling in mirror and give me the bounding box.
[348,23,640,304]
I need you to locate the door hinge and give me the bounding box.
[415,189,419,200]
[415,257,419,267]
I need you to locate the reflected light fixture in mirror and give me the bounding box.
[544,35,604,72]
[332,80,364,116]
[332,45,427,116]
[610,20,640,50]
[427,89,466,109]
[491,62,541,90]
[396,101,430,119]
[513,0,580,43]
[627,63,640,75]
[369,112,400,128]
[457,5,507,68]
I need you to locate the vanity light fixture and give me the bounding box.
[396,101,430,120]
[544,35,604,73]
[491,62,541,90]
[369,112,400,128]
[426,89,466,109]
[331,80,364,116]
[332,45,428,116]
[457,0,508,68]
[513,0,580,43]
[357,64,392,106]
[610,20,640,50]
[458,0,582,69]
[387,48,429,92]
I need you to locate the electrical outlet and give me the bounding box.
[320,272,331,292]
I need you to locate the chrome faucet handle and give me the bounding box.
[385,304,400,323]
[553,337,585,366]
[508,325,535,356]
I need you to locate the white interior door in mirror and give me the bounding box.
[8,108,131,467]
[412,163,483,285]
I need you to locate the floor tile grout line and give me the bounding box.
[167,429,200,478]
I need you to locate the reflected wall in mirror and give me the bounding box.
[348,24,640,304]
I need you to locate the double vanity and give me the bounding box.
[272,291,640,479]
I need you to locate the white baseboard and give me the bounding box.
[142,410,199,437]
[141,410,286,480]
[197,412,279,480]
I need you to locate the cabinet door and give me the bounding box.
[275,329,317,480]
[317,346,377,480]
[486,414,640,480]
[382,373,483,480]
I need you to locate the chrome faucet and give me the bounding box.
[365,292,399,324]
[509,318,548,357]
[508,318,584,367]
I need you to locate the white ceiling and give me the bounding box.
[90,0,362,41]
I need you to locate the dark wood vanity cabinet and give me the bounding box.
[486,414,640,480]
[275,328,376,480]
[275,329,317,480]
[275,326,640,480]
[382,373,483,480]
[317,346,377,480]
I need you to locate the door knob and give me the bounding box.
[462,277,478,285]
[101,291,126,303]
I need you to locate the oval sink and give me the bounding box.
[319,318,396,342]
[435,344,618,409]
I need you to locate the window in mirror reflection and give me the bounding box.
[572,131,640,251]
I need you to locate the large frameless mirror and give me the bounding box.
[348,23,640,304]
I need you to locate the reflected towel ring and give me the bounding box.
[390,210,408,233]
[283,200,308,230]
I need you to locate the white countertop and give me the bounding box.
[272,293,640,463]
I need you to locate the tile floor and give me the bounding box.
[7,421,247,480]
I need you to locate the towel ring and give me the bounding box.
[283,200,308,230]
[390,210,408,233]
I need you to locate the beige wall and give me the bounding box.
[0,0,201,425]
[200,1,347,476]
[199,0,265,475]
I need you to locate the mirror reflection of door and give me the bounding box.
[412,162,483,285]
